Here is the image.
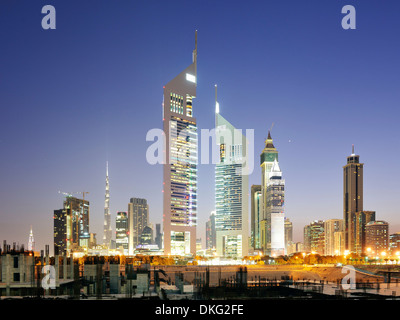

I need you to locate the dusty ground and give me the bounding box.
[156,264,394,284]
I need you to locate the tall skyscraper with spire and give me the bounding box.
[163,31,198,255]
[103,161,112,247]
[260,131,285,255]
[215,85,249,258]
[28,226,35,252]
[343,145,364,253]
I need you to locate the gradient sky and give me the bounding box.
[1,0,400,253]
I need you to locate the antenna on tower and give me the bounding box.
[215,84,219,114]
[269,122,275,133]
[352,144,355,155]
[193,30,198,80]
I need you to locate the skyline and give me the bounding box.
[1,1,400,253]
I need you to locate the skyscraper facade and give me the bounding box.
[163,32,198,256]
[215,87,249,258]
[260,132,284,256]
[284,218,293,254]
[343,146,364,253]
[324,219,343,256]
[128,198,149,255]
[115,211,128,254]
[389,232,400,254]
[251,185,262,251]
[365,220,389,255]
[103,162,112,247]
[53,196,89,254]
[354,211,375,255]
[304,220,325,254]
[206,211,216,250]
[265,160,285,256]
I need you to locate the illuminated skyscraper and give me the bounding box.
[265,159,285,256]
[215,85,249,258]
[304,220,325,254]
[354,211,375,255]
[251,185,262,251]
[103,161,112,247]
[53,196,89,254]
[28,226,35,252]
[366,220,389,254]
[284,218,293,253]
[324,219,343,256]
[115,212,128,254]
[260,132,283,255]
[343,145,363,253]
[163,32,198,255]
[128,198,149,255]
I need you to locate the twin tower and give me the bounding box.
[161,31,285,257]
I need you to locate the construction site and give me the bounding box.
[2,246,400,300]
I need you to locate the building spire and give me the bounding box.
[193,30,198,82]
[215,84,219,114]
[352,144,355,155]
[28,226,35,252]
[265,130,275,149]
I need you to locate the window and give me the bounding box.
[13,257,18,268]
[13,273,20,282]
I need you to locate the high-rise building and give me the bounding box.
[251,185,262,251]
[54,208,68,254]
[128,198,149,255]
[354,211,375,255]
[343,146,364,253]
[103,162,112,247]
[389,233,400,255]
[259,132,285,257]
[333,231,345,256]
[89,233,97,248]
[365,220,389,255]
[163,32,198,256]
[324,219,344,256]
[304,220,325,254]
[53,196,89,254]
[206,211,216,250]
[215,86,249,258]
[265,160,285,256]
[115,212,128,253]
[284,218,293,254]
[28,226,35,252]
[155,223,162,250]
[140,226,153,245]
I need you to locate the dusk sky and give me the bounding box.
[1,0,400,253]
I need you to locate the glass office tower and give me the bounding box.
[163,32,198,255]
[215,86,249,258]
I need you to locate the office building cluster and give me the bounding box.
[53,163,162,257]
[300,147,391,257]
[47,33,396,260]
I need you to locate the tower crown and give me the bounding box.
[265,130,275,149]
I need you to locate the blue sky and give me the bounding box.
[1,0,400,252]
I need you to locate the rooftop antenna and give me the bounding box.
[193,30,198,84]
[352,144,355,155]
[269,122,274,133]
